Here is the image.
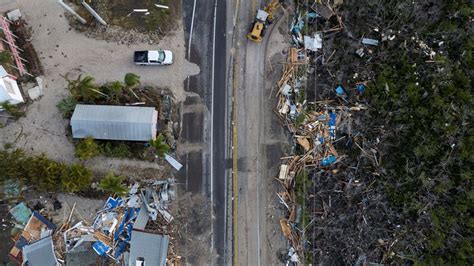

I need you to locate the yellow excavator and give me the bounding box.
[247,0,281,42]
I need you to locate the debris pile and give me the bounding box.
[272,1,376,264]
[9,209,57,264]
[58,180,178,264]
[7,179,180,265]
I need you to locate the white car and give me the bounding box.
[134,50,173,65]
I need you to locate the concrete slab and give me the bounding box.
[27,86,41,100]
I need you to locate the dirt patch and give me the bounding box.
[64,0,180,45]
[9,19,43,77]
[96,0,179,33]
[174,192,217,264]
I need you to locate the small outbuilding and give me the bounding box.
[70,104,158,141]
[128,230,169,266]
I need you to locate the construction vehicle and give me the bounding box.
[247,0,281,42]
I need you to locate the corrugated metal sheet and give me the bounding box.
[70,104,158,141]
[22,236,59,266]
[133,205,150,231]
[129,230,169,266]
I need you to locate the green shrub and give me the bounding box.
[0,149,91,192]
[124,73,140,88]
[0,101,24,119]
[75,136,101,159]
[0,50,12,64]
[56,96,77,118]
[149,134,170,158]
[102,142,130,158]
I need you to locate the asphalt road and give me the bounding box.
[233,0,268,264]
[231,0,290,265]
[181,0,228,264]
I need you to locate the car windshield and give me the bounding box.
[158,51,165,62]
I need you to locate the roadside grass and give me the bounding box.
[95,0,179,34]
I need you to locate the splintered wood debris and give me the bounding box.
[271,1,373,263]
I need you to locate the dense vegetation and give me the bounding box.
[75,136,133,159]
[0,149,91,192]
[364,1,473,263]
[300,0,472,264]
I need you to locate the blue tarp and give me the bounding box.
[15,236,28,249]
[104,197,123,210]
[335,86,345,95]
[307,12,319,19]
[357,84,365,94]
[32,211,56,230]
[329,112,337,140]
[92,241,110,256]
[335,85,349,101]
[321,155,337,166]
[113,207,139,258]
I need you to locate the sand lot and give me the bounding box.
[0,0,199,172]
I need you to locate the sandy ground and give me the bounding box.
[21,192,105,225]
[0,0,199,171]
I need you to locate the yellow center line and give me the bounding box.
[232,1,241,265]
[252,0,256,15]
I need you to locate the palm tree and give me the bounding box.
[108,81,124,94]
[124,73,140,89]
[98,171,128,196]
[149,134,170,158]
[104,81,125,103]
[65,75,105,102]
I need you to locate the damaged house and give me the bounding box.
[9,211,57,265]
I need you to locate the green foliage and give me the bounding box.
[0,149,91,192]
[56,96,77,118]
[64,74,102,102]
[294,170,312,230]
[149,134,170,158]
[364,5,474,263]
[144,5,171,32]
[104,80,125,99]
[124,73,140,88]
[0,101,24,119]
[75,136,101,159]
[102,142,130,158]
[294,111,306,127]
[0,50,12,64]
[98,171,128,196]
[61,163,92,192]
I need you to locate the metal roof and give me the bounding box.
[70,104,158,141]
[129,230,169,266]
[22,236,59,266]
